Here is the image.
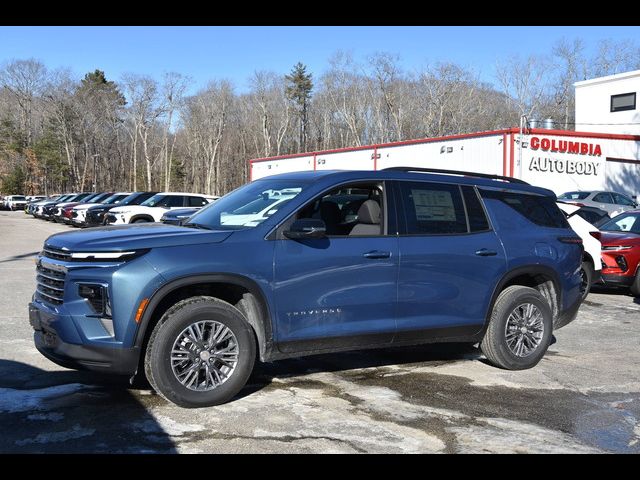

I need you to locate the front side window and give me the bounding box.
[293,182,384,236]
[398,181,467,235]
[187,180,308,230]
[613,193,635,207]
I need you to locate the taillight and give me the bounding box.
[589,231,601,241]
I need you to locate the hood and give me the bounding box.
[600,231,640,246]
[45,223,233,251]
[163,208,200,218]
[73,202,102,211]
[110,205,158,213]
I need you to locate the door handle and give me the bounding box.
[363,250,391,259]
[475,248,497,256]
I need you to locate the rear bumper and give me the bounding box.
[29,302,140,376]
[555,295,582,330]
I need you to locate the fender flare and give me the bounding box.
[480,264,562,334]
[133,273,274,360]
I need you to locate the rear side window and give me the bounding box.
[461,186,490,232]
[188,196,208,207]
[481,190,569,229]
[593,192,614,204]
[398,181,467,235]
[613,193,635,206]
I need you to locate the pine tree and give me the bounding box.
[285,62,313,152]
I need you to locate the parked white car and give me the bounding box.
[558,190,637,218]
[557,202,602,300]
[106,192,217,224]
[4,195,28,211]
[71,192,131,226]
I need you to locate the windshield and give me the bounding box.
[102,193,129,204]
[89,192,112,203]
[187,180,307,230]
[12,196,26,201]
[558,191,590,200]
[600,212,640,234]
[141,194,169,207]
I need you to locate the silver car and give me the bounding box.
[557,190,637,217]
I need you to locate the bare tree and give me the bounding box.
[0,59,48,147]
[495,54,552,122]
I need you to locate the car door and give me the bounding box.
[272,181,399,353]
[394,181,507,342]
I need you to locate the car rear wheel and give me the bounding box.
[144,296,256,408]
[481,285,553,370]
[133,218,150,223]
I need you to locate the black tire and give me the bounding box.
[579,260,594,301]
[144,296,256,408]
[132,218,150,223]
[630,270,640,297]
[480,285,553,370]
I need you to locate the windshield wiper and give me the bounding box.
[183,222,214,230]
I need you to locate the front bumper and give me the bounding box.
[600,273,635,287]
[29,302,140,376]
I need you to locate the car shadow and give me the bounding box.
[239,342,481,399]
[0,360,176,453]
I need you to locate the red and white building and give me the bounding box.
[250,69,640,199]
[249,127,640,199]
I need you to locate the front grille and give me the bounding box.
[42,246,71,261]
[36,264,66,305]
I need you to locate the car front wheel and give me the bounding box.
[481,285,553,370]
[630,270,640,297]
[145,296,256,408]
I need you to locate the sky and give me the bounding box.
[1,26,639,94]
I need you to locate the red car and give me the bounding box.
[598,210,640,296]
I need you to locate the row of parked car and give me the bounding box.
[556,190,640,297]
[22,191,219,227]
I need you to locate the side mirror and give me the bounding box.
[284,218,326,239]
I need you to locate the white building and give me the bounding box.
[575,69,640,135]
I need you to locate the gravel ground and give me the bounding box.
[1,209,639,453]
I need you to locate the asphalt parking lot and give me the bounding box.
[1,210,639,453]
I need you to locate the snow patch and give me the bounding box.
[15,425,95,446]
[0,384,91,413]
[132,416,204,437]
[27,412,64,422]
[451,417,601,453]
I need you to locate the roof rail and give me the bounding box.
[381,167,529,185]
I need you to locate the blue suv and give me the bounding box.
[29,168,583,407]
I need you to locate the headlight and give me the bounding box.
[69,250,149,261]
[602,245,632,250]
[176,215,192,219]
